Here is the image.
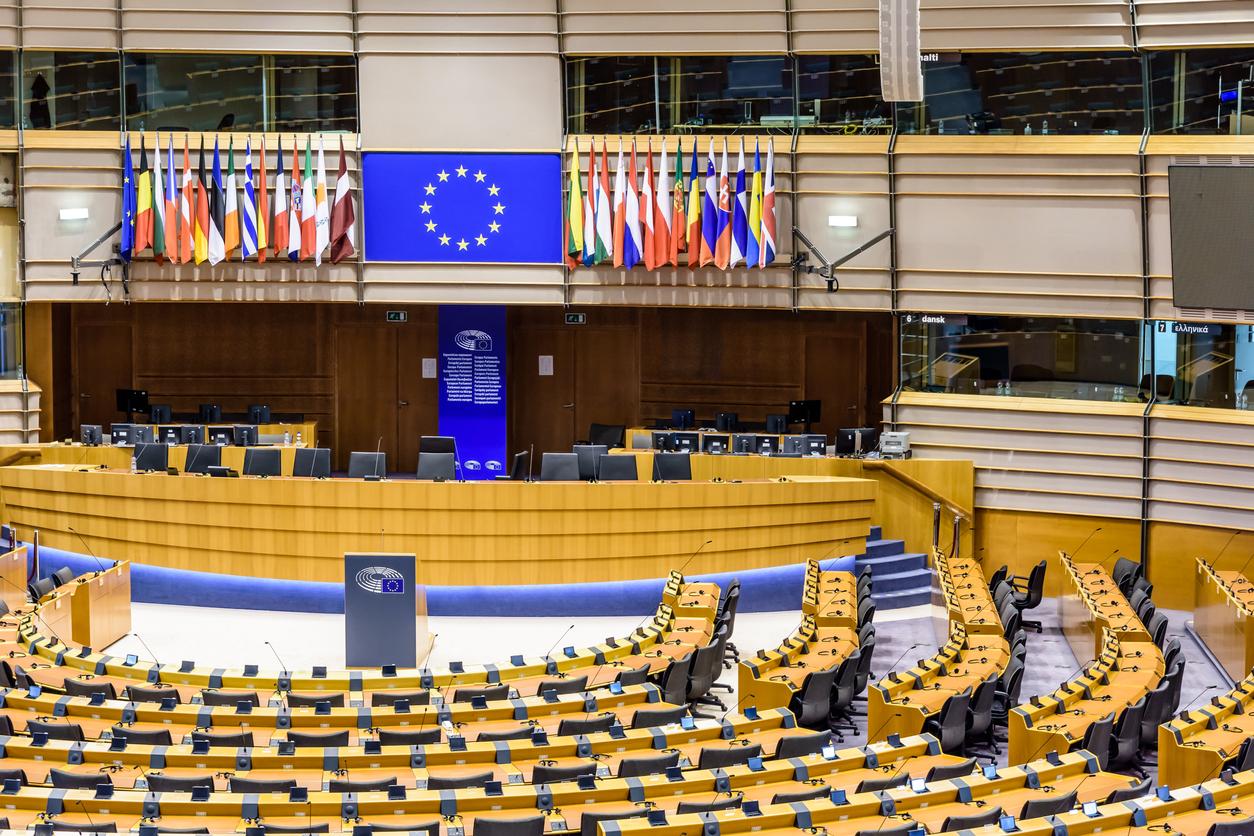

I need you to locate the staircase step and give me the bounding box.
[863,538,907,559]
[862,567,933,594]
[872,586,933,611]
[868,525,882,542]
[855,551,928,577]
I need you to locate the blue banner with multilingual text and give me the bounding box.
[438,305,507,480]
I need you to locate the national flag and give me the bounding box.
[152,134,166,266]
[759,138,777,268]
[699,142,717,267]
[686,140,701,269]
[256,140,268,262]
[565,139,583,267]
[179,136,194,265]
[670,138,685,267]
[612,139,625,268]
[714,139,732,270]
[640,140,656,271]
[287,138,302,262]
[330,138,356,264]
[299,137,316,261]
[314,139,330,266]
[193,139,209,265]
[623,140,642,270]
[655,138,671,269]
[746,140,763,269]
[730,138,748,269]
[134,137,153,254]
[581,140,596,267]
[241,137,258,259]
[207,137,226,265]
[272,141,289,258]
[163,136,178,264]
[120,135,135,262]
[223,137,239,260]
[594,139,613,265]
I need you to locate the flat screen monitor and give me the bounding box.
[765,414,788,434]
[650,431,672,451]
[788,400,821,424]
[134,442,168,473]
[110,424,134,445]
[1169,165,1254,311]
[715,413,738,433]
[702,433,730,454]
[672,432,699,453]
[149,404,172,424]
[116,389,148,416]
[836,428,876,456]
[199,404,222,424]
[509,451,529,481]
[755,435,778,456]
[80,425,103,446]
[132,425,154,444]
[208,426,235,446]
[782,435,807,456]
[158,425,181,445]
[804,434,827,456]
[179,425,205,445]
[731,433,756,454]
[420,436,457,454]
[671,409,695,430]
[247,405,271,424]
[234,425,259,447]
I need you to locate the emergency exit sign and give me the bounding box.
[565,313,586,324]
[387,311,407,322]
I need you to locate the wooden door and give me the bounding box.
[574,328,638,441]
[396,327,439,474]
[805,328,867,437]
[75,324,133,430]
[336,328,398,473]
[509,328,575,460]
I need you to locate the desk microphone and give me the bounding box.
[265,641,290,687]
[1094,549,1120,576]
[1209,531,1244,571]
[66,527,110,574]
[527,444,535,482]
[74,799,98,831]
[1177,684,1219,718]
[413,636,441,744]
[1070,528,1102,563]
[542,624,576,674]
[675,540,714,578]
[185,442,204,476]
[130,633,163,682]
[374,437,383,479]
[1235,548,1254,582]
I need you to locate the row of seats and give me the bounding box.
[136,444,331,478]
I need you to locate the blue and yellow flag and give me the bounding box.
[119,135,135,262]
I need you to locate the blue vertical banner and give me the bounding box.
[438,305,507,480]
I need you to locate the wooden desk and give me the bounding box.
[0,544,25,613]
[1159,670,1254,788]
[0,466,875,585]
[1194,561,1254,682]
[34,562,131,649]
[34,442,308,475]
[1057,554,1150,664]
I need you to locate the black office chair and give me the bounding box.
[598,454,639,481]
[1009,559,1046,633]
[987,565,1008,592]
[427,772,493,790]
[676,797,743,815]
[348,452,386,479]
[145,774,215,793]
[827,648,862,740]
[285,729,350,748]
[1077,712,1116,771]
[328,777,398,793]
[109,726,172,745]
[965,672,998,756]
[1163,658,1186,712]
[579,810,645,836]
[1132,576,1154,599]
[1105,776,1152,803]
[1020,790,1077,819]
[191,730,255,748]
[416,452,456,480]
[1208,818,1254,836]
[50,768,112,790]
[853,823,917,836]
[923,687,972,756]
[697,743,761,770]
[788,666,840,730]
[1108,697,1148,778]
[1137,597,1157,628]
[572,444,608,480]
[25,720,83,742]
[617,751,680,778]
[52,567,75,587]
[855,773,909,794]
[657,653,693,706]
[1138,681,1172,757]
[476,726,533,742]
[926,758,977,782]
[557,714,617,736]
[615,667,649,687]
[772,785,836,805]
[200,690,260,706]
[775,730,832,760]
[653,452,692,480]
[587,424,626,449]
[534,674,588,697]
[531,762,596,784]
[292,447,331,478]
[452,684,509,703]
[853,632,877,696]
[686,639,727,717]
[242,448,282,477]
[1111,557,1142,595]
[228,776,297,794]
[857,598,876,628]
[990,657,1025,749]
[286,692,345,708]
[1233,737,1254,773]
[940,806,1003,833]
[1146,610,1169,648]
[631,705,688,730]
[134,442,168,472]
[539,452,580,481]
[184,443,221,474]
[1162,637,1181,671]
[370,689,429,706]
[62,677,116,700]
[378,728,441,745]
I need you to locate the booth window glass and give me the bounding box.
[900,315,1142,401]
[1148,48,1254,134]
[895,52,1145,136]
[796,54,890,134]
[566,56,657,135]
[0,303,21,379]
[1145,321,1254,409]
[23,51,121,130]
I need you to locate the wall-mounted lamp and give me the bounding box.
[828,216,858,227]
[59,208,89,221]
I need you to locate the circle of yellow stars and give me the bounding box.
[420,165,504,252]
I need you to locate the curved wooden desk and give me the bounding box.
[1194,560,1254,683]
[0,465,875,585]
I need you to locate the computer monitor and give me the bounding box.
[132,425,155,444]
[247,405,271,424]
[672,432,699,453]
[234,425,259,447]
[765,414,788,434]
[781,435,807,456]
[110,424,134,445]
[116,389,149,416]
[836,428,877,457]
[80,425,102,446]
[149,404,172,424]
[730,433,756,455]
[207,466,238,478]
[208,426,234,446]
[702,433,730,455]
[804,434,827,456]
[671,409,695,430]
[158,425,181,445]
[755,435,778,455]
[199,404,222,423]
[715,413,738,433]
[650,431,672,451]
[509,451,529,481]
[134,443,168,473]
[179,425,205,445]
[788,400,821,428]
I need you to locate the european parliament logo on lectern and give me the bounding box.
[344,554,422,668]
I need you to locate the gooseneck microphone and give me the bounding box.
[66,527,110,573]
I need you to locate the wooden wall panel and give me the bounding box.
[121,0,353,53]
[560,0,787,55]
[1134,0,1254,48]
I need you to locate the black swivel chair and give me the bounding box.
[348,452,386,479]
[598,454,639,481]
[472,817,544,836]
[987,565,1009,592]
[51,567,75,587]
[940,806,1004,833]
[1108,697,1148,778]
[1208,818,1254,836]
[184,443,221,474]
[653,452,692,480]
[1009,559,1046,633]
[1105,777,1152,803]
[923,687,972,756]
[965,672,998,757]
[134,442,168,472]
[926,758,978,782]
[242,448,282,477]
[1146,610,1169,648]
[1111,557,1143,596]
[990,657,1024,749]
[788,666,839,730]
[1077,712,1116,771]
[572,445,608,480]
[417,452,456,480]
[1020,790,1077,820]
[292,447,330,478]
[657,653,693,707]
[587,424,626,449]
[539,452,580,481]
[827,649,862,740]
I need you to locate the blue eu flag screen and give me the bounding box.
[363,152,563,264]
[382,578,404,594]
